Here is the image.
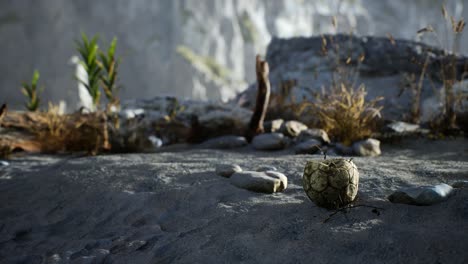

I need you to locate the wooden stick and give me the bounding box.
[248,55,271,139]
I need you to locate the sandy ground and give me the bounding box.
[0,138,467,264]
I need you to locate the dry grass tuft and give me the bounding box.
[0,144,12,159]
[32,104,110,154]
[1,103,110,155]
[416,4,466,132]
[299,82,383,146]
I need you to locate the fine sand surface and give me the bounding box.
[0,138,467,264]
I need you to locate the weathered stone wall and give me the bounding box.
[0,0,466,110]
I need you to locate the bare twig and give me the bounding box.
[315,145,327,160]
[0,104,6,123]
[410,54,430,124]
[248,55,271,140]
[322,204,384,223]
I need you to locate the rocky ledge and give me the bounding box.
[236,34,468,124]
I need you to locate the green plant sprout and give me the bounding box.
[98,37,120,109]
[21,70,42,111]
[76,33,102,108]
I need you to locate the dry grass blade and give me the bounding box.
[417,26,434,35]
[386,33,396,45]
[321,35,328,55]
[331,16,338,29]
[441,5,448,19]
[358,54,365,62]
[452,19,465,34]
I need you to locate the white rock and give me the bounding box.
[0,160,9,166]
[121,108,145,120]
[252,133,288,151]
[280,120,308,137]
[264,119,284,133]
[352,138,381,157]
[264,171,288,190]
[230,171,288,193]
[387,121,420,133]
[388,183,454,206]
[148,135,163,148]
[216,164,242,178]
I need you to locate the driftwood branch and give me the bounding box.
[248,55,271,140]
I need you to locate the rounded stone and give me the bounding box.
[302,158,359,209]
[280,120,308,137]
[252,133,288,151]
[216,164,242,178]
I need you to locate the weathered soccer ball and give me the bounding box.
[302,158,359,209]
